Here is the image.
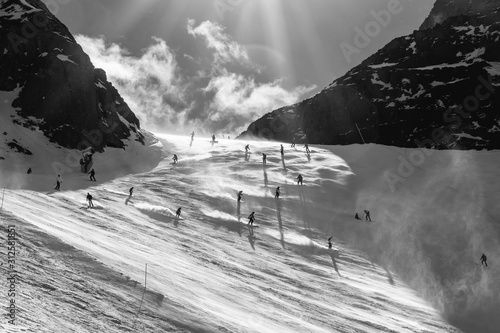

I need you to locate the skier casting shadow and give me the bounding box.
[247,227,256,250]
[329,250,341,277]
[281,154,287,171]
[275,198,285,249]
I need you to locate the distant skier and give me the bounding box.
[212,134,216,142]
[280,144,284,156]
[173,154,178,164]
[247,212,255,226]
[328,236,333,249]
[129,187,134,197]
[27,167,32,174]
[176,207,182,218]
[364,210,371,222]
[54,174,62,191]
[245,144,250,152]
[191,131,195,140]
[296,174,303,185]
[355,213,361,220]
[237,190,243,202]
[86,193,93,208]
[275,186,280,199]
[291,141,295,148]
[88,168,96,181]
[262,153,267,165]
[480,253,488,266]
[304,143,311,154]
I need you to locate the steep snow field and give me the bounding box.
[1,134,499,333]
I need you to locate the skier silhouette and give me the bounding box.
[328,236,333,249]
[129,187,134,197]
[191,131,195,140]
[176,207,182,218]
[291,141,295,148]
[296,174,303,185]
[275,186,280,198]
[245,144,250,152]
[86,193,93,208]
[248,212,255,226]
[280,144,284,156]
[237,190,243,202]
[27,167,32,174]
[480,253,488,266]
[262,153,267,165]
[212,135,216,142]
[304,143,311,154]
[55,174,62,190]
[173,154,178,163]
[364,210,372,222]
[88,168,96,181]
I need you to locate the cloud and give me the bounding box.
[187,19,250,67]
[76,20,315,135]
[203,70,315,133]
[76,35,192,133]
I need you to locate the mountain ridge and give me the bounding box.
[0,0,144,152]
[238,0,500,150]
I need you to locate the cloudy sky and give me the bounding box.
[50,0,436,135]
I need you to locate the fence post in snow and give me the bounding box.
[355,123,366,144]
[133,263,148,328]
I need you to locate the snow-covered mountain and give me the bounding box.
[239,0,500,150]
[1,135,499,332]
[0,0,144,151]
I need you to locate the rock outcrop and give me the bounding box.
[0,0,143,151]
[239,0,500,150]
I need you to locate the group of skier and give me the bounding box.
[69,134,491,268]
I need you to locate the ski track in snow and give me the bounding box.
[1,134,499,332]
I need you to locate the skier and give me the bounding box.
[364,210,372,222]
[237,190,243,202]
[275,186,280,199]
[176,207,182,218]
[191,131,195,140]
[129,187,134,197]
[212,134,216,142]
[27,167,32,174]
[262,153,267,165]
[88,168,96,181]
[291,141,295,148]
[480,253,488,266]
[328,236,333,249]
[304,143,311,154]
[173,154,178,164]
[355,213,361,220]
[296,174,303,185]
[247,212,255,226]
[245,144,250,152]
[54,174,62,190]
[280,144,284,156]
[86,193,93,208]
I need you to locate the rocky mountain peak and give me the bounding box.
[0,0,144,152]
[420,0,500,30]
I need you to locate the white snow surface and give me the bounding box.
[0,128,499,332]
[56,54,76,64]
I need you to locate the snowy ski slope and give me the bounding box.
[0,134,499,333]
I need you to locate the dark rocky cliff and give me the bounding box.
[0,0,143,151]
[239,0,500,150]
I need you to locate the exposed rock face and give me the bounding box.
[0,0,143,151]
[239,0,500,149]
